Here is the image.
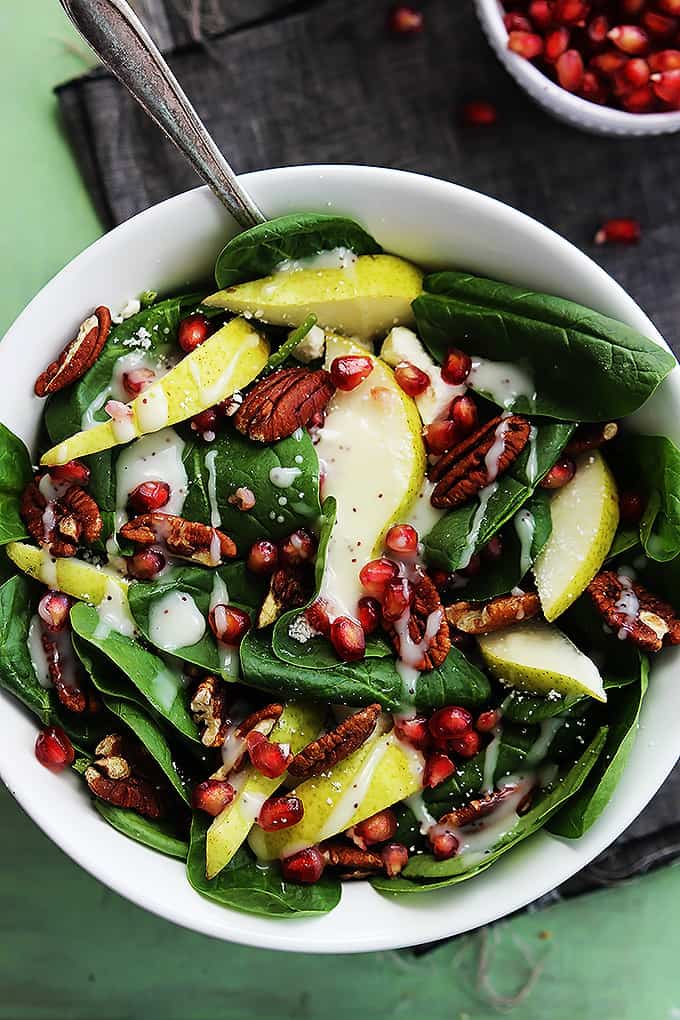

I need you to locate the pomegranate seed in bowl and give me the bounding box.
[192,779,235,816]
[330,355,373,391]
[330,616,366,661]
[258,795,304,831]
[359,557,400,597]
[387,5,423,35]
[208,605,251,645]
[357,596,381,635]
[384,523,419,556]
[35,726,75,773]
[128,480,171,513]
[281,847,325,884]
[441,347,472,385]
[394,361,430,395]
[178,312,213,353]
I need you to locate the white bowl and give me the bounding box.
[475,0,680,136]
[1,165,679,953]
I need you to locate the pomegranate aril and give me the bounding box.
[545,27,571,62]
[351,808,398,847]
[476,709,501,733]
[643,12,677,37]
[587,14,609,45]
[191,407,219,438]
[449,394,478,434]
[659,0,680,14]
[428,705,473,740]
[385,523,419,556]
[623,58,650,86]
[394,361,430,396]
[208,605,251,645]
[482,535,504,561]
[441,347,472,385]
[528,1,553,30]
[552,0,589,24]
[247,539,278,576]
[387,5,423,34]
[556,49,585,90]
[192,779,235,816]
[382,843,409,877]
[258,794,304,831]
[306,598,331,636]
[330,355,373,392]
[423,752,456,788]
[607,25,649,55]
[580,71,609,103]
[247,732,291,779]
[35,726,75,773]
[330,616,366,662]
[590,50,627,75]
[619,490,645,525]
[649,49,680,71]
[460,100,498,125]
[651,68,680,101]
[423,420,459,455]
[122,367,155,397]
[127,549,166,580]
[279,528,316,566]
[430,829,459,860]
[504,12,532,31]
[449,730,482,758]
[38,591,72,632]
[594,218,641,244]
[540,457,576,489]
[128,480,171,513]
[358,596,381,635]
[178,313,213,353]
[623,83,655,109]
[281,846,325,884]
[508,29,544,57]
[49,460,90,486]
[381,577,413,622]
[394,714,431,750]
[359,557,399,597]
[621,0,645,13]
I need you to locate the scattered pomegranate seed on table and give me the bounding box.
[594,218,641,244]
[35,726,75,773]
[460,99,499,125]
[387,5,423,34]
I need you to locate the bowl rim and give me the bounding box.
[475,0,680,131]
[1,163,679,953]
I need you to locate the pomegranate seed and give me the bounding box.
[619,490,645,525]
[192,779,235,816]
[351,808,398,847]
[540,457,576,489]
[528,0,553,30]
[394,361,430,396]
[460,99,498,125]
[122,367,155,397]
[623,58,651,87]
[429,705,473,740]
[49,460,90,486]
[281,846,325,884]
[247,732,291,779]
[460,553,482,577]
[504,12,532,32]
[449,730,482,758]
[590,50,628,75]
[279,528,316,566]
[623,83,655,109]
[476,709,501,733]
[385,523,419,557]
[553,0,589,25]
[441,347,472,385]
[508,29,544,57]
[482,535,504,560]
[178,313,213,353]
[127,548,166,580]
[191,407,219,439]
[387,4,423,34]
[382,843,409,876]
[449,394,478,434]
[659,0,680,14]
[381,577,413,622]
[330,355,373,391]
[587,14,609,45]
[545,27,571,62]
[35,726,75,773]
[128,480,171,513]
[556,49,585,90]
[359,557,399,597]
[247,539,278,576]
[306,598,332,636]
[643,12,678,37]
[38,591,72,632]
[580,71,609,103]
[208,605,251,645]
[330,616,366,661]
[649,49,680,71]
[423,420,459,455]
[430,829,459,860]
[258,795,304,831]
[607,25,649,55]
[651,68,680,100]
[358,596,381,635]
[394,714,431,749]
[621,0,645,13]
[424,752,456,788]
[594,218,641,244]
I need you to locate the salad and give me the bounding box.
[1,212,678,919]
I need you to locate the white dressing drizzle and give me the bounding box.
[525,717,565,768]
[209,574,239,678]
[615,572,640,641]
[513,507,536,578]
[151,665,182,711]
[481,721,504,794]
[94,579,136,640]
[468,358,536,411]
[459,483,498,570]
[432,775,535,864]
[275,247,358,274]
[269,466,302,488]
[148,591,206,651]
[405,791,438,836]
[115,428,187,529]
[315,736,389,844]
[526,425,539,484]
[205,449,221,527]
[27,615,52,687]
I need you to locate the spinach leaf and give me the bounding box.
[561,593,640,678]
[0,575,51,723]
[214,213,382,289]
[70,602,200,743]
[128,563,265,678]
[606,527,641,563]
[416,273,675,421]
[187,813,341,916]
[0,423,32,546]
[424,422,573,571]
[103,697,191,804]
[264,315,317,374]
[501,689,582,724]
[95,802,189,860]
[182,427,321,555]
[548,657,648,838]
[373,727,607,895]
[608,435,680,562]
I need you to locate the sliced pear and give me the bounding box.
[203,255,423,342]
[41,318,269,466]
[380,326,463,425]
[314,334,426,619]
[533,451,619,621]
[248,729,423,861]
[7,541,129,605]
[205,702,324,879]
[478,620,606,702]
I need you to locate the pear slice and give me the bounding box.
[533,451,619,621]
[247,730,423,862]
[205,701,324,879]
[41,317,269,467]
[478,620,606,702]
[314,334,426,619]
[203,255,423,342]
[380,326,463,425]
[7,541,128,605]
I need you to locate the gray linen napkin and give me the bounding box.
[56,0,680,900]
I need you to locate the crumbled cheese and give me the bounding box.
[288,613,320,644]
[546,689,562,701]
[122,326,152,350]
[112,297,142,325]
[292,324,326,364]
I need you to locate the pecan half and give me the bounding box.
[387,575,450,670]
[446,591,541,635]
[190,675,231,748]
[20,477,103,557]
[429,415,531,509]
[588,570,680,652]
[234,367,335,443]
[40,632,101,714]
[235,703,283,738]
[119,513,237,566]
[288,704,381,782]
[35,307,112,397]
[564,422,618,458]
[321,840,384,877]
[85,733,168,819]
[257,566,310,628]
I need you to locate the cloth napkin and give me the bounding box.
[56,0,680,904]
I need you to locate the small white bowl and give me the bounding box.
[475,0,680,136]
[1,165,679,952]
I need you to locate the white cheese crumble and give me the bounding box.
[288,613,320,644]
[122,326,152,350]
[112,297,142,324]
[292,324,326,364]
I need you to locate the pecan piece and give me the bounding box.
[588,570,680,653]
[387,575,451,670]
[190,675,231,748]
[235,703,283,738]
[288,704,381,781]
[35,306,111,397]
[321,840,384,878]
[257,566,310,628]
[437,787,518,830]
[429,415,531,509]
[40,632,100,714]
[446,591,541,635]
[84,733,168,819]
[234,367,335,443]
[60,486,103,545]
[20,477,103,557]
[564,422,618,458]
[119,513,237,566]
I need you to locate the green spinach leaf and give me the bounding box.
[608,435,680,562]
[95,802,189,860]
[0,575,51,723]
[0,423,32,546]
